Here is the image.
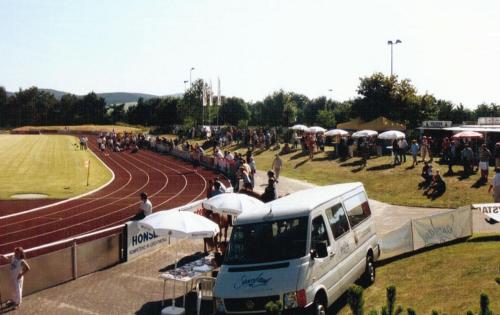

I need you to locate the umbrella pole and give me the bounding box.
[172,250,177,308]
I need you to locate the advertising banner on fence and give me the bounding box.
[125,199,206,261]
[412,207,472,250]
[126,221,170,261]
[379,221,413,259]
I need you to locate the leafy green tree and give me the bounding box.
[109,104,126,123]
[316,109,336,128]
[282,101,298,126]
[262,90,287,126]
[333,101,353,124]
[0,87,8,127]
[155,97,180,126]
[219,97,250,125]
[305,96,327,125]
[474,103,500,118]
[351,73,400,122]
[179,79,204,125]
[287,92,310,123]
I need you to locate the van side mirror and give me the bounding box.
[312,241,328,259]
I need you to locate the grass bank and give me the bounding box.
[0,135,112,200]
[337,239,500,314]
[202,142,491,208]
[12,124,147,134]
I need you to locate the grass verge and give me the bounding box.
[195,141,492,208]
[0,135,112,200]
[12,124,147,134]
[337,240,500,314]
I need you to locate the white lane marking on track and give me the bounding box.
[0,148,155,246]
[0,141,133,227]
[1,145,216,249]
[0,137,116,220]
[0,144,188,246]
[73,150,207,233]
[85,148,217,232]
[71,150,190,233]
[0,143,143,234]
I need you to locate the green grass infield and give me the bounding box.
[0,134,112,200]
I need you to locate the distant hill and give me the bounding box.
[5,89,183,105]
[98,92,158,104]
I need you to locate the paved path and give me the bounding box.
[4,171,499,315]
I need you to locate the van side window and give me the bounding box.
[311,216,330,246]
[344,193,371,228]
[325,203,350,239]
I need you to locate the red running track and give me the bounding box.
[0,138,226,255]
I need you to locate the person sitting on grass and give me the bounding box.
[424,169,446,199]
[420,161,433,188]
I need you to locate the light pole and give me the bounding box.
[387,39,402,76]
[328,89,333,110]
[183,80,188,91]
[189,67,195,86]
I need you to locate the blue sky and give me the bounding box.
[1,0,499,107]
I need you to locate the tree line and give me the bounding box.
[1,73,499,129]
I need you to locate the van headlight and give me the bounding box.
[283,291,299,309]
[215,297,225,312]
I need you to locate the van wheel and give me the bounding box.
[362,254,375,285]
[312,294,327,315]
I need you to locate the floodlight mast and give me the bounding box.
[387,39,402,76]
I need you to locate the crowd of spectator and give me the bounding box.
[96,132,149,153]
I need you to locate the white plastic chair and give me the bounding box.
[195,276,216,315]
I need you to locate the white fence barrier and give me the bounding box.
[379,207,473,259]
[125,200,205,261]
[412,206,472,250]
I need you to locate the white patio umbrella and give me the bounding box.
[139,210,219,313]
[378,130,406,140]
[308,126,326,133]
[325,129,349,137]
[290,124,309,131]
[202,192,265,216]
[352,130,378,138]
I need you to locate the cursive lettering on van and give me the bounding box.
[234,273,272,289]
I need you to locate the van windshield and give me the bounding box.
[224,216,308,265]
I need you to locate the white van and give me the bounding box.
[214,183,380,314]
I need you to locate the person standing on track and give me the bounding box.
[132,192,152,220]
[1,247,30,310]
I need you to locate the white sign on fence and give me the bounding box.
[412,207,472,250]
[126,221,170,261]
[379,221,413,259]
[125,199,206,261]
